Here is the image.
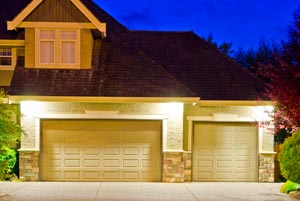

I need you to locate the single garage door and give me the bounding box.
[193,122,258,181]
[42,119,161,181]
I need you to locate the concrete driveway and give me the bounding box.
[0,182,295,201]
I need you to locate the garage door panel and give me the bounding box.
[123,171,139,180]
[47,146,61,155]
[123,147,139,155]
[217,149,232,156]
[103,159,119,167]
[84,159,100,167]
[123,159,139,167]
[84,171,100,180]
[193,123,258,182]
[198,148,213,156]
[217,160,233,168]
[236,148,251,156]
[236,160,251,168]
[64,147,81,155]
[46,159,61,168]
[103,171,120,180]
[235,171,251,180]
[198,160,213,168]
[103,147,120,155]
[64,171,81,180]
[217,171,233,180]
[196,171,213,180]
[84,147,100,155]
[47,171,61,180]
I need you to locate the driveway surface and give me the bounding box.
[0,182,295,201]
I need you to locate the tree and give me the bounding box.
[234,39,279,75]
[0,89,23,180]
[258,6,300,132]
[205,32,234,56]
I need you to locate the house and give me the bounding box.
[0,0,276,182]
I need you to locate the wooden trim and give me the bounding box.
[9,96,201,104]
[0,40,25,46]
[7,0,106,36]
[70,0,107,37]
[196,100,274,106]
[19,22,96,29]
[7,0,43,30]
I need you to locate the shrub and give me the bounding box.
[0,146,18,181]
[0,90,23,180]
[280,180,300,193]
[279,131,300,183]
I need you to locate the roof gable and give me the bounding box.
[7,0,106,37]
[25,0,90,23]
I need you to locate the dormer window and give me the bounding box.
[0,47,17,70]
[36,29,80,68]
[0,48,12,66]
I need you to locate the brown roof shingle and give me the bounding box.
[125,31,264,100]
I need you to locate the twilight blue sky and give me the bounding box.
[94,0,300,50]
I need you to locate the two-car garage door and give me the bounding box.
[193,122,258,182]
[42,120,161,182]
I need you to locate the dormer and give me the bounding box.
[7,0,106,69]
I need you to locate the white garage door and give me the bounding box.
[193,122,258,181]
[42,120,161,181]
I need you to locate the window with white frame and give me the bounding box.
[0,48,12,66]
[37,29,80,68]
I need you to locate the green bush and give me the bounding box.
[0,146,18,181]
[280,180,300,193]
[279,131,300,183]
[0,90,23,181]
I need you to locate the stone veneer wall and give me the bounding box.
[259,153,275,182]
[19,151,39,181]
[162,151,191,182]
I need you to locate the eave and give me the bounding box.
[196,100,274,106]
[8,96,201,104]
[0,40,25,46]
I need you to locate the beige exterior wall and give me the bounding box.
[184,104,274,152]
[20,102,184,151]
[20,102,274,153]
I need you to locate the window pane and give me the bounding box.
[61,30,76,40]
[0,48,12,56]
[40,41,54,63]
[0,48,12,66]
[61,42,75,64]
[40,30,55,39]
[0,58,12,66]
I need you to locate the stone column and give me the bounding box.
[19,151,40,181]
[259,153,276,182]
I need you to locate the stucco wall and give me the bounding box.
[184,104,274,152]
[20,102,184,150]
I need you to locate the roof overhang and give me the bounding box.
[8,96,201,104]
[6,0,106,37]
[195,100,274,106]
[8,96,274,106]
[0,40,25,46]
